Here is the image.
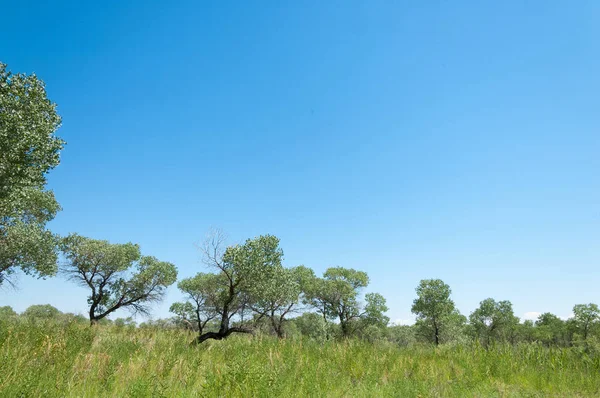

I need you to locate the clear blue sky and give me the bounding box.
[1,1,599,324]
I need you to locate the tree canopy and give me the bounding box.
[0,62,65,286]
[60,234,177,324]
[411,279,456,346]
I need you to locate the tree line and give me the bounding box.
[1,61,599,348]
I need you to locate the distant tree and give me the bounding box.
[22,304,61,319]
[191,231,285,343]
[0,306,17,319]
[387,324,416,347]
[248,265,314,338]
[171,273,221,335]
[0,62,65,286]
[362,292,390,328]
[60,234,178,325]
[469,298,518,347]
[305,267,386,338]
[535,312,567,346]
[411,279,456,346]
[291,312,330,342]
[572,303,599,341]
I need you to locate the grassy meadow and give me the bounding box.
[1,319,599,397]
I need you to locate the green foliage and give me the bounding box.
[1,319,599,397]
[0,306,17,319]
[60,234,178,323]
[387,324,417,347]
[469,298,518,347]
[304,267,387,338]
[291,312,330,342]
[22,304,61,319]
[573,303,600,341]
[411,279,457,345]
[0,62,65,286]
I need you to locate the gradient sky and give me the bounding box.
[1,1,599,324]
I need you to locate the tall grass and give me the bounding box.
[0,319,598,397]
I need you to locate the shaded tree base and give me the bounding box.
[192,327,253,344]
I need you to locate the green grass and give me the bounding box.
[1,319,599,397]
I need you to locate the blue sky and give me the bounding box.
[1,1,599,324]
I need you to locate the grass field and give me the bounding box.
[1,319,599,397]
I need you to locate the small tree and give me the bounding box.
[469,298,518,347]
[60,234,178,325]
[248,265,314,338]
[411,279,456,346]
[572,303,599,341]
[0,62,65,286]
[305,267,388,338]
[171,272,221,335]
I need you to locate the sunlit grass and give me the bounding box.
[0,319,598,397]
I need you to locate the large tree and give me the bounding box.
[191,231,286,343]
[0,62,65,286]
[60,234,177,325]
[411,279,456,346]
[469,298,518,347]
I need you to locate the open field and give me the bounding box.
[1,319,599,397]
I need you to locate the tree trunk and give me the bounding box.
[193,327,253,344]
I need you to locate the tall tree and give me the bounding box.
[572,303,599,341]
[60,234,177,325]
[0,62,65,286]
[411,279,456,346]
[469,298,518,347]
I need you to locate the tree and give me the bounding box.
[60,234,177,325]
[535,312,567,346]
[171,273,221,335]
[411,279,456,346]
[0,62,65,286]
[469,298,518,347]
[0,305,17,319]
[572,303,599,341]
[304,267,388,338]
[248,265,314,338]
[22,304,61,319]
[192,231,285,343]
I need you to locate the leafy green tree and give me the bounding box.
[171,273,221,335]
[0,306,17,319]
[572,303,599,341]
[248,265,314,338]
[535,312,567,346]
[411,279,456,346]
[304,267,388,338]
[469,298,518,347]
[0,62,65,286]
[22,304,61,319]
[192,231,285,343]
[60,234,178,325]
